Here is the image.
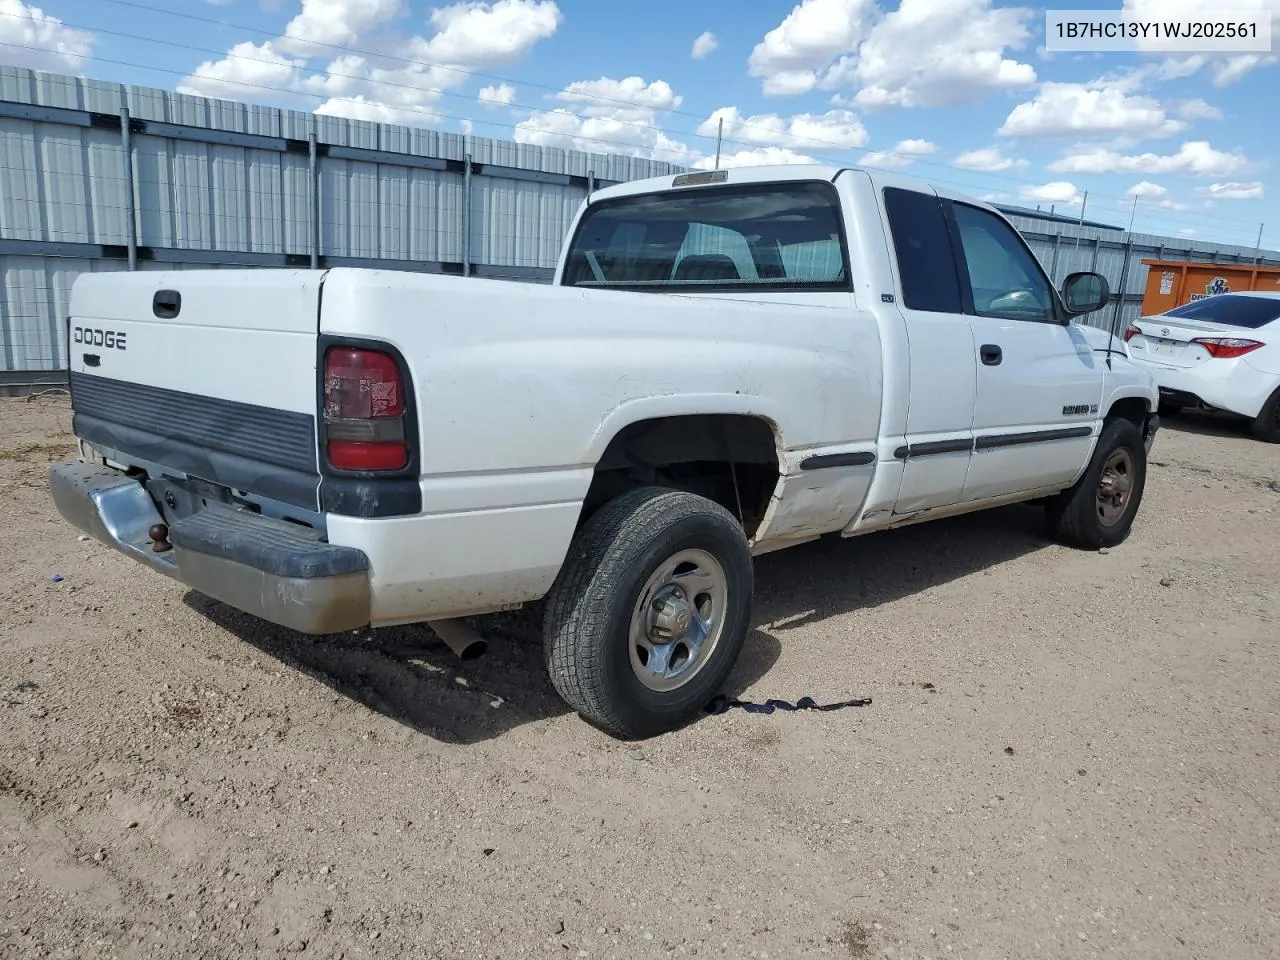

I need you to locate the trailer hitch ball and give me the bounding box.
[149,523,173,554]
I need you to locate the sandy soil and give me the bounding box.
[1,395,1278,960]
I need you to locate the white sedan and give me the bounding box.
[1125,291,1280,442]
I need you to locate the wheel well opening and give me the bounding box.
[1106,397,1149,432]
[582,415,781,538]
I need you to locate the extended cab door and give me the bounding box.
[942,198,1104,501]
[879,185,977,514]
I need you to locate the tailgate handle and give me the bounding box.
[153,290,182,319]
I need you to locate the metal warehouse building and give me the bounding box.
[2,66,1278,388]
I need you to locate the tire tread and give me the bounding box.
[543,486,750,738]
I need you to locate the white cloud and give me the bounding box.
[1212,54,1276,85]
[556,76,681,117]
[1179,228,1196,237]
[0,0,96,73]
[693,147,819,170]
[748,0,1035,107]
[477,82,516,107]
[179,41,307,104]
[276,0,404,57]
[179,0,562,128]
[748,0,876,96]
[696,106,868,151]
[1020,181,1083,206]
[315,95,441,127]
[951,146,1027,172]
[840,0,1037,109]
[1175,98,1223,120]
[1121,184,1191,211]
[1196,181,1265,200]
[1048,141,1250,178]
[408,0,561,66]
[1122,2,1280,86]
[1125,181,1167,198]
[515,75,692,163]
[691,31,718,59]
[980,192,1012,203]
[859,138,937,168]
[998,81,1185,139]
[513,108,696,164]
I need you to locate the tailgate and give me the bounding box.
[68,269,326,513]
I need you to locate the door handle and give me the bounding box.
[980,344,1003,366]
[152,289,182,319]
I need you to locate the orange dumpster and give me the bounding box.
[1140,259,1280,316]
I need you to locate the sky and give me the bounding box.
[0,0,1275,249]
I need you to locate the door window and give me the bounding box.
[952,203,1056,323]
[882,187,963,314]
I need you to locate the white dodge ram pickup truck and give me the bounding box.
[51,164,1159,738]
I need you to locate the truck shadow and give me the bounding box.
[184,502,1049,745]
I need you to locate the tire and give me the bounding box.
[542,486,754,740]
[1250,387,1280,443]
[1046,417,1148,550]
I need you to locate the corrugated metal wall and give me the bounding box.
[2,66,1279,376]
[0,67,682,374]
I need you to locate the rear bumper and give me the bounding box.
[50,460,372,635]
[1130,355,1274,419]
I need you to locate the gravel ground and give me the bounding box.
[1,396,1278,960]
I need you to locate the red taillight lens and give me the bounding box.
[325,348,404,419]
[1123,324,1142,342]
[323,347,409,472]
[327,439,407,471]
[1190,337,1264,359]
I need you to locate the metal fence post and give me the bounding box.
[120,107,138,270]
[462,151,472,277]
[308,133,320,269]
[587,169,595,196]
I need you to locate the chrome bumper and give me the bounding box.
[49,460,372,635]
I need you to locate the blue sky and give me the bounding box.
[1,0,1275,248]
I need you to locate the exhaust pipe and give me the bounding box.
[426,619,488,661]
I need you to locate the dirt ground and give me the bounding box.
[1,395,1277,960]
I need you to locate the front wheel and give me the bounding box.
[1046,417,1148,549]
[542,487,754,739]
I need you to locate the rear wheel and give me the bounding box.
[1046,417,1148,549]
[1250,387,1280,443]
[543,487,753,739]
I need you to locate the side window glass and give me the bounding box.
[952,203,1055,322]
[882,187,962,313]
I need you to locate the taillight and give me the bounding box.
[323,347,409,472]
[1123,324,1142,342]
[1190,337,1264,359]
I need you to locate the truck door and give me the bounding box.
[943,199,1103,502]
[880,186,977,514]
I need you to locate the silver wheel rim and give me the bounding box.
[1097,447,1135,527]
[628,548,729,693]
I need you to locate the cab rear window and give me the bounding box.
[561,182,851,293]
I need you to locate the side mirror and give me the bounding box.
[1061,271,1110,316]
